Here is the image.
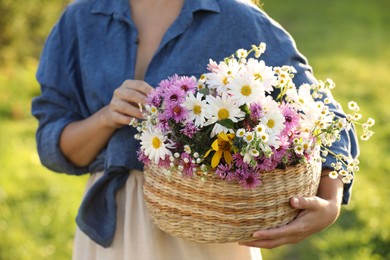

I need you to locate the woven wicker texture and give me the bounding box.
[143,158,321,243]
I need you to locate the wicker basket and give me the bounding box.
[143,157,321,243]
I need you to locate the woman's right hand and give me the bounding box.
[102,80,154,129]
[60,79,154,167]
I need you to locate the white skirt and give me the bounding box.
[72,170,262,260]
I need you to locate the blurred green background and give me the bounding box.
[0,0,389,259]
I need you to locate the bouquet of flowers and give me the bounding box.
[133,43,374,243]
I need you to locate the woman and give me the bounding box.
[32,0,358,259]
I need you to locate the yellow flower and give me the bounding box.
[204,132,235,168]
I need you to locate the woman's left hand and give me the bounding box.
[239,195,341,249]
[239,170,344,249]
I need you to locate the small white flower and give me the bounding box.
[334,162,343,171]
[339,170,348,176]
[342,174,353,184]
[244,132,254,143]
[184,145,191,154]
[353,113,362,121]
[254,124,265,134]
[236,48,248,59]
[348,101,360,111]
[259,132,269,143]
[294,144,304,155]
[329,171,339,179]
[236,128,246,137]
[366,118,375,127]
[249,149,260,157]
[360,130,374,141]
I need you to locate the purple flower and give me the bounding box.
[249,102,263,122]
[146,88,163,107]
[239,170,261,189]
[158,155,172,168]
[162,83,186,105]
[172,76,197,93]
[232,153,249,170]
[137,150,151,165]
[164,102,188,123]
[256,156,278,171]
[215,164,235,181]
[180,122,198,137]
[280,103,300,135]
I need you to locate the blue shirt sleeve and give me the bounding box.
[32,7,89,175]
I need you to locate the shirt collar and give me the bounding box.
[90,0,220,18]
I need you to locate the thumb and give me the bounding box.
[290,196,322,210]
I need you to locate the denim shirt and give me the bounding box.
[31,0,358,247]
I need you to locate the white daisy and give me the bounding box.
[182,92,209,127]
[140,129,172,164]
[205,94,245,137]
[205,59,241,95]
[246,58,276,93]
[227,68,264,106]
[260,97,285,137]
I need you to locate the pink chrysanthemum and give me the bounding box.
[271,135,289,163]
[215,164,236,181]
[162,84,186,105]
[232,154,250,170]
[137,150,150,165]
[239,171,261,189]
[280,103,300,135]
[158,155,172,168]
[256,156,278,171]
[164,102,188,123]
[249,102,263,123]
[172,76,197,93]
[180,122,198,138]
[156,115,170,131]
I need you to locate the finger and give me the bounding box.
[123,80,154,95]
[252,221,302,240]
[239,237,293,249]
[114,87,150,106]
[110,111,135,127]
[111,100,143,119]
[290,196,323,210]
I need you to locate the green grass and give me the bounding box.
[0,62,88,259]
[260,0,390,259]
[0,0,389,259]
